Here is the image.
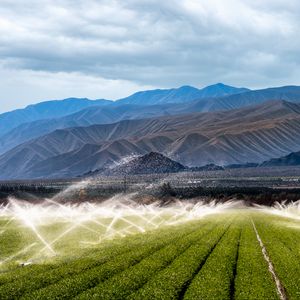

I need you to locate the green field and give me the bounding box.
[0,207,300,299]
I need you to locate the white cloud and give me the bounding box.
[0,66,154,112]
[0,0,300,111]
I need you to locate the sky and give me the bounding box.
[0,0,300,112]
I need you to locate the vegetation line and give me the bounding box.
[251,220,287,300]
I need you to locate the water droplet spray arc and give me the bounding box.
[1,179,299,266]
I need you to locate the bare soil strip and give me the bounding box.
[252,220,287,300]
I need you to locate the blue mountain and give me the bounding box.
[0,98,112,136]
[3,84,300,157]
[117,83,249,105]
[0,83,248,137]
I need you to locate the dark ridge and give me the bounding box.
[226,163,258,169]
[190,164,225,171]
[261,151,300,167]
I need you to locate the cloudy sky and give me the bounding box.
[0,0,300,112]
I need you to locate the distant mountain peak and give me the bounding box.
[177,85,198,90]
[208,82,227,87]
[0,97,112,138]
[200,82,249,93]
[118,83,249,105]
[213,82,240,88]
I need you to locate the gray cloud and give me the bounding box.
[0,0,300,111]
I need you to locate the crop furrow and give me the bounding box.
[20,222,215,299]
[178,226,232,300]
[230,229,241,300]
[0,221,204,299]
[252,220,286,300]
[254,217,300,299]
[0,220,201,286]
[234,218,279,300]
[182,224,240,300]
[0,218,205,288]
[127,220,231,300]
[73,224,220,299]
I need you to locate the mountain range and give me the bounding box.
[0,83,246,137]
[0,83,249,154]
[1,83,300,179]
[118,83,249,105]
[0,98,112,137]
[3,84,300,156]
[1,99,300,179]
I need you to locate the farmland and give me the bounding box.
[0,199,300,299]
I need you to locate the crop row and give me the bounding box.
[22,221,221,299]
[0,217,205,286]
[2,217,222,299]
[233,221,278,300]
[254,216,300,299]
[2,212,295,299]
[127,220,231,300]
[72,220,227,299]
[183,224,240,299]
[0,219,209,299]
[256,215,300,259]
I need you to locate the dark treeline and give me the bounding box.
[1,181,300,206]
[158,183,300,206]
[0,185,60,203]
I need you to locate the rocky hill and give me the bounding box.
[102,152,186,175]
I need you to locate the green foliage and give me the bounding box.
[183,225,240,300]
[233,224,278,300]
[128,221,230,300]
[0,220,204,299]
[254,216,300,300]
[74,222,218,299]
[1,212,300,299]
